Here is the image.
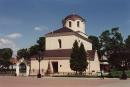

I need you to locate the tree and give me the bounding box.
[29,37,45,56]
[0,48,13,70]
[37,37,45,51]
[99,27,124,69]
[88,35,100,50]
[29,44,40,56]
[2,48,13,62]
[125,35,130,49]
[17,48,30,60]
[88,35,102,59]
[78,43,88,74]
[70,41,87,75]
[70,40,79,74]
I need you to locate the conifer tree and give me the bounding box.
[70,40,79,74]
[70,41,87,75]
[78,43,88,74]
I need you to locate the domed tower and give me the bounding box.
[62,14,86,33]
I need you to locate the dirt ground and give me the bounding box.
[0,76,129,87]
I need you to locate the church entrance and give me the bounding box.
[19,63,26,74]
[16,58,30,76]
[52,62,58,73]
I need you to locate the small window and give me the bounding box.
[92,70,95,72]
[60,65,62,67]
[77,21,80,27]
[69,21,72,27]
[58,39,62,48]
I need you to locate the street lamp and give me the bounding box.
[120,60,127,80]
[100,56,104,79]
[36,51,43,78]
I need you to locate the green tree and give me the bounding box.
[17,48,30,60]
[100,28,123,56]
[88,35,100,50]
[70,41,87,75]
[70,40,79,74]
[29,37,45,56]
[78,43,88,74]
[37,37,45,51]
[29,44,40,56]
[0,48,13,70]
[99,27,124,69]
[125,35,130,49]
[88,35,102,59]
[2,48,13,62]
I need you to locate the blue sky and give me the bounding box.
[0,0,130,54]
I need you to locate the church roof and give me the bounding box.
[63,14,85,21]
[44,49,71,57]
[45,27,91,43]
[31,49,96,61]
[46,27,74,35]
[44,49,96,61]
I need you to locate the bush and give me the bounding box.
[106,70,130,78]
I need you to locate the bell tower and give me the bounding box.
[62,14,86,33]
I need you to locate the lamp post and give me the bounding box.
[120,60,127,80]
[100,57,104,79]
[36,51,43,78]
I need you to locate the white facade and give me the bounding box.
[30,51,100,76]
[46,35,92,51]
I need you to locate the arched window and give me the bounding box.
[69,21,72,27]
[77,21,80,27]
[58,39,62,48]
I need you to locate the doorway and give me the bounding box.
[19,63,26,73]
[52,62,58,73]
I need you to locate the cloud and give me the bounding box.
[0,33,22,55]
[0,38,16,50]
[34,26,49,33]
[0,38,18,55]
[34,26,43,31]
[6,33,22,39]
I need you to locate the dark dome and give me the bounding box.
[62,14,85,25]
[63,14,85,21]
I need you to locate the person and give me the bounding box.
[100,70,104,79]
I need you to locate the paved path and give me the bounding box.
[0,76,130,87]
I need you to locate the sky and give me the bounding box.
[0,0,130,54]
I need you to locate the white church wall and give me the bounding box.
[46,35,92,51]
[30,58,73,75]
[77,36,92,50]
[46,35,75,50]
[86,51,100,75]
[58,60,73,73]
[30,55,100,76]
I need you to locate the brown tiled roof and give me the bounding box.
[45,27,91,43]
[46,27,74,35]
[31,49,96,61]
[44,49,72,57]
[64,14,85,21]
[44,49,96,61]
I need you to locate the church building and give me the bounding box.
[30,14,100,76]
